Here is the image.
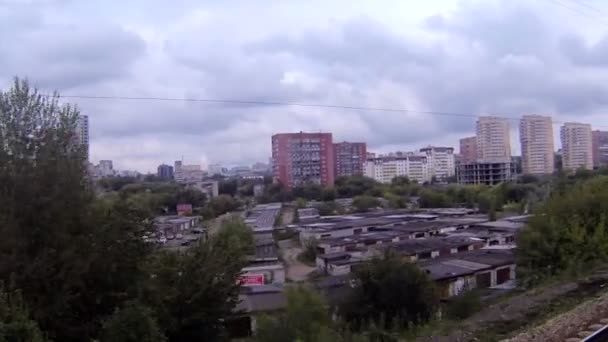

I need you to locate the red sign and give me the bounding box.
[177,203,193,215]
[239,274,264,286]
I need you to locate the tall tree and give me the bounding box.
[0,287,47,342]
[0,79,152,341]
[340,252,439,330]
[142,218,250,341]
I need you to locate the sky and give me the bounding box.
[2,0,608,172]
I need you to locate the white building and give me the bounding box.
[476,116,511,161]
[364,155,430,183]
[98,160,114,177]
[76,115,89,159]
[174,161,205,183]
[520,115,555,174]
[419,146,455,181]
[561,122,593,171]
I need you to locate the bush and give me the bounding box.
[444,291,482,320]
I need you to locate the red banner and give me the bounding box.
[239,274,264,286]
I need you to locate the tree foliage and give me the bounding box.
[340,252,439,330]
[0,79,153,342]
[352,195,380,213]
[517,176,608,285]
[0,288,47,342]
[100,301,166,342]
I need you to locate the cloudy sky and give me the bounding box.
[2,0,608,172]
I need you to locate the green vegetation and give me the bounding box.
[340,252,439,331]
[0,79,252,342]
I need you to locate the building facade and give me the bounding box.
[364,155,430,184]
[561,122,593,171]
[98,160,114,177]
[419,146,455,181]
[334,142,367,178]
[157,164,174,180]
[174,161,205,183]
[76,115,89,159]
[592,130,608,169]
[271,132,335,188]
[476,117,511,161]
[459,136,477,164]
[519,115,555,174]
[456,160,516,185]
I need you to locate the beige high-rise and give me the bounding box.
[519,115,555,174]
[561,122,593,171]
[476,116,511,161]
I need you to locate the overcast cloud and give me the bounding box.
[2,0,608,172]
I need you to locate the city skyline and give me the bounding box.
[5,0,608,171]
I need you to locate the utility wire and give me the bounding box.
[546,0,608,26]
[46,93,607,129]
[565,0,606,16]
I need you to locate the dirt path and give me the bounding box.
[278,239,315,282]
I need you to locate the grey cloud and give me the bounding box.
[560,34,608,67]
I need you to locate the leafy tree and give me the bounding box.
[335,176,381,198]
[321,187,337,201]
[0,287,47,342]
[215,216,255,255]
[142,225,249,341]
[100,301,166,342]
[207,194,241,217]
[340,252,439,330]
[0,79,153,341]
[255,287,336,342]
[418,190,452,208]
[517,176,608,285]
[352,195,380,213]
[98,176,139,191]
[295,197,308,209]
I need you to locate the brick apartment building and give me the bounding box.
[334,142,367,178]
[271,132,335,188]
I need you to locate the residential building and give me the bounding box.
[334,142,367,178]
[174,161,204,183]
[157,164,174,180]
[459,136,477,163]
[592,130,608,168]
[419,146,455,181]
[76,115,89,159]
[271,132,335,188]
[364,155,430,184]
[207,163,224,176]
[476,116,511,161]
[252,162,271,173]
[561,122,593,171]
[456,160,516,185]
[519,115,554,174]
[98,160,114,177]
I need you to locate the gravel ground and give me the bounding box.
[278,239,315,282]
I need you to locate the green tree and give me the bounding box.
[100,301,166,342]
[352,195,380,213]
[340,252,439,330]
[0,288,47,342]
[215,216,255,255]
[0,79,153,341]
[142,228,248,341]
[256,287,335,342]
[517,176,608,285]
[206,194,241,217]
[321,187,337,201]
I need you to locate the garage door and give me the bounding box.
[497,267,511,285]
[476,272,492,288]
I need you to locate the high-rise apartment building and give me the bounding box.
[459,136,477,163]
[476,116,511,161]
[519,115,555,174]
[419,146,455,181]
[207,163,224,176]
[76,115,89,159]
[157,164,174,180]
[364,156,430,184]
[561,123,593,171]
[334,142,367,178]
[592,130,608,168]
[271,132,335,188]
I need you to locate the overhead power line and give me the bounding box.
[46,93,607,129]
[546,0,608,27]
[566,0,606,15]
